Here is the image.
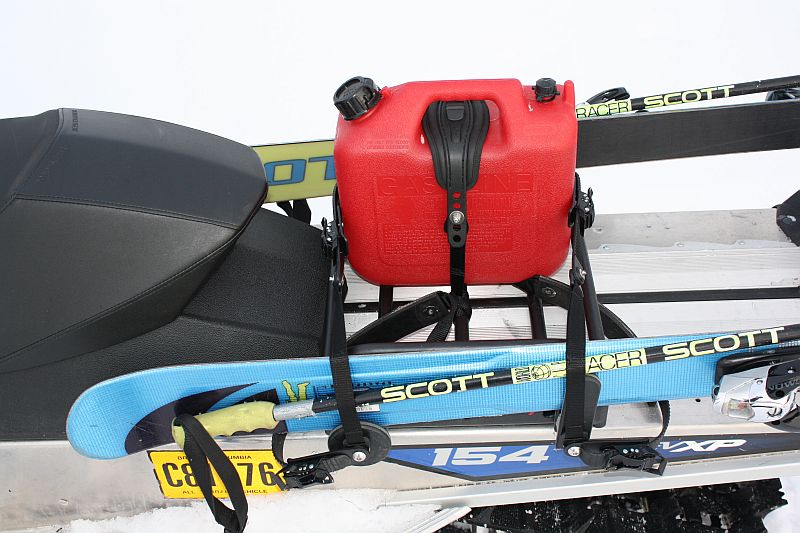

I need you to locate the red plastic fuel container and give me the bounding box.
[333,77,577,286]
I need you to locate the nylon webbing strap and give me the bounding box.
[558,174,593,447]
[422,100,489,342]
[330,351,364,446]
[325,257,365,447]
[450,245,467,296]
[276,199,312,224]
[561,276,587,445]
[450,246,470,341]
[324,191,365,449]
[654,401,671,444]
[175,414,248,533]
[427,292,472,342]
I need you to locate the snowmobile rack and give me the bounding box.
[5,206,799,530]
[3,75,800,532]
[166,75,800,531]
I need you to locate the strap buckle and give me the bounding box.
[578,442,667,476]
[322,187,349,258]
[569,266,586,286]
[280,447,368,489]
[322,188,349,296]
[569,187,595,233]
[321,218,336,257]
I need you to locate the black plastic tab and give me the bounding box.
[422,100,490,249]
[571,401,671,476]
[281,422,390,489]
[569,184,595,234]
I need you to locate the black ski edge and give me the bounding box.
[577,99,800,167]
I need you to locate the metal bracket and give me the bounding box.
[777,189,800,246]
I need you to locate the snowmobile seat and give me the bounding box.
[0,108,268,374]
[0,205,330,441]
[0,109,330,441]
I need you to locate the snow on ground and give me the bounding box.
[61,490,439,533]
[40,479,800,532]
[765,478,800,533]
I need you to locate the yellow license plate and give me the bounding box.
[148,450,286,499]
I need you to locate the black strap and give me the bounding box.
[560,270,588,446]
[556,175,672,472]
[276,199,312,224]
[324,190,365,448]
[653,400,671,444]
[422,100,489,343]
[175,414,248,533]
[449,247,470,341]
[329,345,365,447]
[325,266,364,449]
[427,292,472,342]
[348,291,452,346]
[378,285,394,317]
[556,174,595,447]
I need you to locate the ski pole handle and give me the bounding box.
[172,401,278,449]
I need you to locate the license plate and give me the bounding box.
[148,450,286,499]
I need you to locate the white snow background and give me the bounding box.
[61,490,441,533]
[2,1,800,531]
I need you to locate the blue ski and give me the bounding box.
[68,324,800,459]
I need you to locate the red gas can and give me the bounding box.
[334,78,577,286]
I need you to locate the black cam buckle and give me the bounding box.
[577,441,667,476]
[322,188,348,296]
[569,180,595,234]
[280,446,369,489]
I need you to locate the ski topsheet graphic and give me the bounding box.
[67,324,800,460]
[254,140,334,203]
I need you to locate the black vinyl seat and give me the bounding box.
[0,109,268,373]
[0,110,331,440]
